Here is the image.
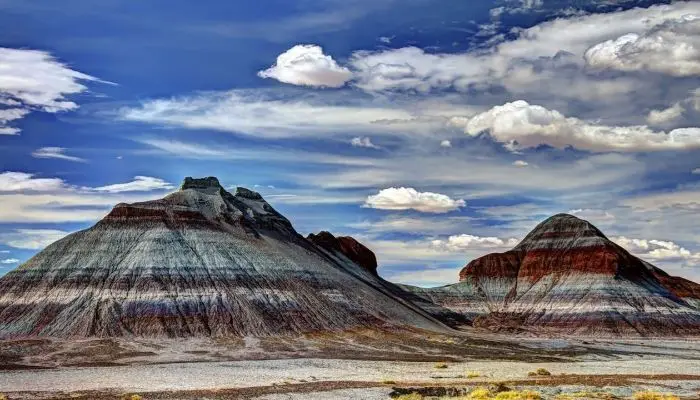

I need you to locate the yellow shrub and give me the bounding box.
[468,387,492,400]
[466,371,481,378]
[123,395,142,400]
[0,393,7,400]
[434,362,449,369]
[382,379,396,384]
[633,391,679,400]
[528,368,551,377]
[493,390,542,400]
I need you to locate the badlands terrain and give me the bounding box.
[1,177,699,399]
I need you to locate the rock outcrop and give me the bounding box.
[307,231,378,276]
[404,214,700,337]
[0,177,448,338]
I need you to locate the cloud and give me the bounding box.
[568,208,616,222]
[431,234,519,252]
[613,236,700,267]
[457,100,700,152]
[92,176,174,193]
[0,258,19,264]
[121,89,457,138]
[348,215,472,235]
[364,187,465,213]
[31,147,86,163]
[350,136,380,149]
[512,160,528,167]
[440,140,452,148]
[0,229,70,250]
[584,15,700,77]
[693,168,700,175]
[348,3,700,94]
[386,266,463,287]
[647,102,684,126]
[0,171,175,223]
[0,172,66,192]
[0,47,100,134]
[258,44,352,88]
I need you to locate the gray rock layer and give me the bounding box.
[0,177,447,338]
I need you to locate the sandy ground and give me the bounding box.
[2,358,700,399]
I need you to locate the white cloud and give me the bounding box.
[0,229,70,250]
[613,236,700,267]
[348,3,700,94]
[348,215,472,235]
[0,172,66,192]
[584,15,700,77]
[378,36,394,44]
[512,160,528,167]
[364,187,465,213]
[0,47,99,134]
[440,140,452,148]
[647,102,684,126]
[257,44,352,88]
[693,168,700,175]
[431,234,519,252]
[31,147,86,163]
[569,208,616,222]
[121,90,456,138]
[350,136,380,149]
[457,100,700,152]
[0,258,19,264]
[92,176,174,193]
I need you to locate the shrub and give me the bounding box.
[122,396,142,400]
[528,368,551,377]
[494,390,542,400]
[468,387,492,400]
[382,379,396,384]
[466,371,481,378]
[434,362,449,369]
[633,391,679,400]
[0,393,7,400]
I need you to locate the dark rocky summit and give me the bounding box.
[0,177,447,338]
[307,231,378,276]
[404,214,700,337]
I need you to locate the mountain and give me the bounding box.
[403,214,700,337]
[0,177,448,338]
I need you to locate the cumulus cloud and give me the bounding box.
[257,44,352,88]
[584,15,700,77]
[350,136,380,149]
[0,229,70,250]
[456,100,700,152]
[440,140,452,148]
[92,176,174,193]
[0,258,19,264]
[364,187,465,213]
[613,236,700,267]
[31,147,86,163]
[0,47,99,134]
[647,103,684,126]
[512,160,528,167]
[431,234,519,252]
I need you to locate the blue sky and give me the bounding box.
[1,0,700,286]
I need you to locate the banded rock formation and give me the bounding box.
[404,214,700,336]
[0,177,448,338]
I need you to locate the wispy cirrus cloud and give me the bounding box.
[31,147,86,163]
[0,47,102,134]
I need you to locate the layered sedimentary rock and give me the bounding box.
[404,214,700,336]
[0,177,448,338]
[307,231,378,276]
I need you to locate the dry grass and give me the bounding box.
[468,387,492,400]
[434,362,449,369]
[0,393,7,400]
[382,379,397,384]
[555,391,617,400]
[466,371,482,378]
[632,391,679,400]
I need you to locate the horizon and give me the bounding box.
[1,0,700,286]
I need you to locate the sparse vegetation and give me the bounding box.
[555,391,616,400]
[494,390,541,400]
[468,387,492,400]
[0,393,7,400]
[466,371,481,378]
[382,379,397,384]
[434,362,449,369]
[528,368,552,377]
[122,395,142,400]
[632,391,679,400]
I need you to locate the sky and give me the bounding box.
[1,0,700,287]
